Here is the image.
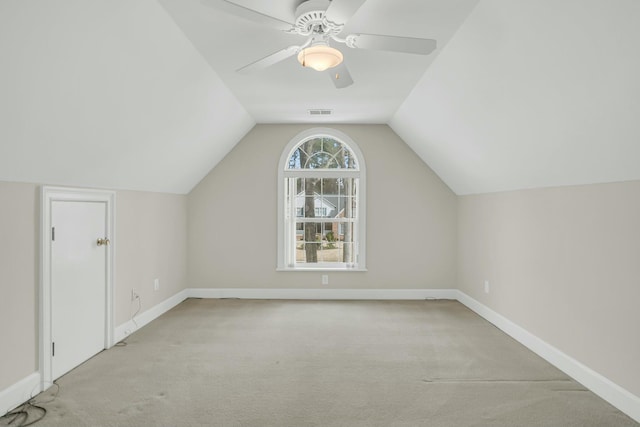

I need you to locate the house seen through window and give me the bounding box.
[278,128,366,270]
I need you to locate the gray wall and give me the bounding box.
[0,182,38,393]
[188,124,458,289]
[0,181,188,392]
[457,181,640,397]
[3,129,639,407]
[115,190,188,325]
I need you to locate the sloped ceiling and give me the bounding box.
[391,0,640,195]
[0,0,254,194]
[1,0,639,196]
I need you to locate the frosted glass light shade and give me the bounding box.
[297,45,343,71]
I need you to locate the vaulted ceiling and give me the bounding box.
[1,0,639,195]
[158,0,479,123]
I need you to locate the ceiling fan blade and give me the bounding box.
[236,46,300,73]
[328,63,354,89]
[201,0,294,31]
[348,34,437,55]
[324,0,368,26]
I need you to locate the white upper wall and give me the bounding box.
[0,0,254,194]
[391,0,640,195]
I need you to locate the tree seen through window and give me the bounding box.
[281,133,364,269]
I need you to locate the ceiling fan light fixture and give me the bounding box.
[297,44,343,72]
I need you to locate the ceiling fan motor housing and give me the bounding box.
[294,0,342,36]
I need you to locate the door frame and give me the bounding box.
[40,186,116,389]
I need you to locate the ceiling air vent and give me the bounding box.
[308,109,333,116]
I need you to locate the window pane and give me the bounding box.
[287,175,357,265]
[288,147,304,169]
[296,242,306,263]
[297,222,353,264]
[345,196,356,219]
[308,152,332,169]
[282,132,363,270]
[308,138,323,156]
[317,241,338,263]
[294,178,322,219]
[342,242,355,264]
[341,149,356,169]
[341,222,355,264]
[286,138,358,170]
[321,177,340,195]
[296,223,322,263]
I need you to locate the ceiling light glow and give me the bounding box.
[297,44,343,71]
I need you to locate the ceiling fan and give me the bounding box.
[202,0,437,88]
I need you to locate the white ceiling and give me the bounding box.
[158,0,480,123]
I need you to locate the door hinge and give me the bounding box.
[51,227,55,241]
[52,342,55,357]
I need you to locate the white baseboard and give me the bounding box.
[113,288,454,344]
[114,289,189,344]
[187,288,457,300]
[456,290,640,424]
[112,288,454,345]
[0,372,40,416]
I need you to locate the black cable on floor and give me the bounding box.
[2,402,46,427]
[0,382,59,427]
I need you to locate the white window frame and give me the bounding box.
[277,128,367,271]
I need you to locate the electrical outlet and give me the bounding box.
[154,278,159,291]
[322,274,329,285]
[484,280,490,294]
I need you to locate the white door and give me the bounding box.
[51,200,107,379]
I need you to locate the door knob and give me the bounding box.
[97,238,110,246]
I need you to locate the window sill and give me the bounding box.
[277,267,368,272]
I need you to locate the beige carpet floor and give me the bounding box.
[5,299,638,427]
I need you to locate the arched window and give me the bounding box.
[278,128,366,270]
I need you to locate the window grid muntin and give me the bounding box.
[279,130,365,271]
[285,174,359,267]
[286,137,359,171]
[292,177,357,220]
